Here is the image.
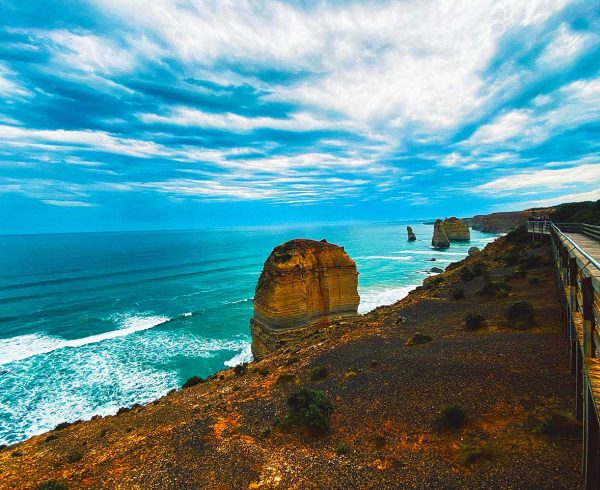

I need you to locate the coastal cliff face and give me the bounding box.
[251,239,359,358]
[431,219,450,248]
[464,207,554,233]
[407,226,416,241]
[443,217,470,241]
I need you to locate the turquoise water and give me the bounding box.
[0,222,496,444]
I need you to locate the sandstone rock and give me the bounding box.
[443,217,470,241]
[431,219,450,248]
[468,246,480,256]
[430,267,444,273]
[251,239,359,358]
[407,226,416,241]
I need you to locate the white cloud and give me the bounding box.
[41,200,97,207]
[477,163,600,195]
[537,23,595,66]
[91,0,569,133]
[138,106,360,133]
[0,63,30,97]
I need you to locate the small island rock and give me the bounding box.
[407,226,416,241]
[468,246,480,256]
[443,217,470,241]
[250,239,360,358]
[431,219,450,248]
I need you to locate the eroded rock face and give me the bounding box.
[443,217,470,241]
[431,219,450,248]
[468,246,480,256]
[251,239,359,358]
[407,226,416,241]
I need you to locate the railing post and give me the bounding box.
[582,277,595,358]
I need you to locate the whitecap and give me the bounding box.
[358,285,420,314]
[356,255,413,261]
[0,313,170,365]
[224,343,253,367]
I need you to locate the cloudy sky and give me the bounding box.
[0,0,599,233]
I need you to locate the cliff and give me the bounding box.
[431,219,450,248]
[443,217,470,241]
[0,230,580,490]
[251,239,359,358]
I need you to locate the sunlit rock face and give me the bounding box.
[407,226,416,241]
[250,239,359,358]
[443,217,470,241]
[431,219,450,248]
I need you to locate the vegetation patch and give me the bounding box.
[464,313,485,331]
[310,366,329,381]
[373,434,386,449]
[405,332,433,346]
[456,444,488,465]
[459,266,475,282]
[275,373,299,385]
[434,404,466,429]
[281,388,333,435]
[233,363,247,376]
[538,413,581,438]
[451,287,465,300]
[518,254,543,272]
[507,301,535,329]
[36,482,68,490]
[182,376,204,389]
[286,355,301,366]
[255,367,269,376]
[344,370,358,380]
[335,442,349,455]
[66,450,83,463]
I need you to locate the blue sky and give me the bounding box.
[0,0,599,233]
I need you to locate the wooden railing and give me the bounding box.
[544,222,600,489]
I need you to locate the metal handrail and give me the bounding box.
[551,222,600,271]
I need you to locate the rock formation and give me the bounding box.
[431,219,450,248]
[443,217,470,241]
[250,239,359,358]
[407,226,416,241]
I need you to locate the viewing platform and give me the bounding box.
[531,220,600,489]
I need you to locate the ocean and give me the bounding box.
[0,221,496,445]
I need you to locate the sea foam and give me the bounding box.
[0,313,170,365]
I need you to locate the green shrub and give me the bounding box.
[538,413,581,438]
[282,388,333,435]
[54,422,72,431]
[182,376,204,389]
[507,301,534,329]
[233,363,247,376]
[286,355,300,366]
[275,373,299,385]
[465,313,485,330]
[505,225,528,245]
[310,366,329,381]
[36,482,68,490]
[435,404,466,429]
[45,434,58,442]
[66,450,82,463]
[457,444,486,465]
[459,267,474,282]
[451,287,465,300]
[335,442,349,455]
[256,367,269,376]
[405,333,433,346]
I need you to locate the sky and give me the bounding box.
[0,0,599,234]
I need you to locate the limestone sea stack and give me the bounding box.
[407,226,416,241]
[443,217,470,241]
[431,219,450,248]
[250,239,360,358]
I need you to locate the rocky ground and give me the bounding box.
[0,229,582,489]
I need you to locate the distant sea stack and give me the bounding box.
[407,226,416,241]
[431,219,450,248]
[443,217,470,241]
[250,239,360,358]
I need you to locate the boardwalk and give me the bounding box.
[542,221,600,490]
